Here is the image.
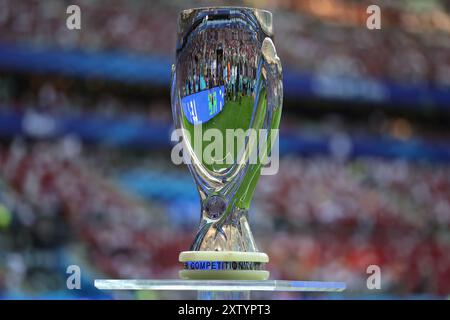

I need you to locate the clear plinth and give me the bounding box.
[94,279,346,300]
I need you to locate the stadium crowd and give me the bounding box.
[1,141,449,296]
[0,0,449,299]
[0,0,449,87]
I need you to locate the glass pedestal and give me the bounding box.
[94,279,346,300]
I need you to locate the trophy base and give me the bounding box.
[179,251,269,280]
[179,270,269,280]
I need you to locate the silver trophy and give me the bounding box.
[171,7,282,280]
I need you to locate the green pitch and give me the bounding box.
[182,90,280,209]
[182,95,256,170]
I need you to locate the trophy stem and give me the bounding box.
[179,205,270,280]
[190,208,259,252]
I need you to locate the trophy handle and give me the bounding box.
[232,37,283,210]
[262,36,283,163]
[261,37,283,137]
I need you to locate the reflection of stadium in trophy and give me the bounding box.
[177,24,262,173]
[176,10,278,173]
[172,7,283,280]
[180,28,258,101]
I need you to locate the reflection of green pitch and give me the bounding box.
[182,92,273,209]
[183,95,255,171]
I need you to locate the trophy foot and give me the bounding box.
[179,270,269,280]
[179,251,270,280]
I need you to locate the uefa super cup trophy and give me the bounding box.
[171,7,282,280]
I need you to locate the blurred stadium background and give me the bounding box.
[0,0,449,299]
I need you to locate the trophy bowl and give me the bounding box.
[171,7,283,280]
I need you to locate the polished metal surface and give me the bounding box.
[171,7,282,258]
